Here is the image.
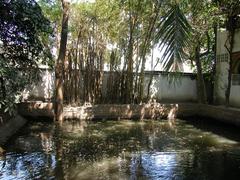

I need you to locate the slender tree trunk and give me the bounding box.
[138,4,160,103]
[120,56,128,103]
[54,0,70,122]
[0,77,6,99]
[65,52,71,104]
[69,51,73,104]
[195,40,207,104]
[211,25,217,104]
[107,50,115,103]
[54,124,64,179]
[133,37,140,102]
[147,47,155,99]
[126,20,134,103]
[225,15,236,107]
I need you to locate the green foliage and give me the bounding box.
[0,0,236,106]
[156,3,192,71]
[0,0,52,114]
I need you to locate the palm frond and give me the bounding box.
[156,4,191,71]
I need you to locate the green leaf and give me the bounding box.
[156,4,191,71]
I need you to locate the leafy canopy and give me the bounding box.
[0,0,52,114]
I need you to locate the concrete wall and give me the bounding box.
[22,69,54,101]
[215,29,240,107]
[18,102,240,127]
[22,71,198,103]
[143,73,197,102]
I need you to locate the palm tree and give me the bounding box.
[156,3,191,72]
[155,1,212,104]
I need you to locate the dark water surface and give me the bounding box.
[1,119,240,180]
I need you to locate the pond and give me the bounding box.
[1,118,240,180]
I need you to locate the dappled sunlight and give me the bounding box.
[168,104,178,120]
[69,157,125,180]
[0,152,56,179]
[149,78,160,100]
[193,132,239,148]
[40,132,54,152]
[2,119,240,179]
[139,152,183,179]
[1,0,239,178]
[61,119,88,135]
[18,102,54,118]
[68,150,196,180]
[104,120,137,131]
[21,70,54,102]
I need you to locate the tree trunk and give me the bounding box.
[195,41,207,104]
[106,50,115,103]
[225,15,236,107]
[54,0,70,122]
[54,124,64,179]
[0,77,6,99]
[138,4,160,103]
[211,25,217,104]
[147,47,155,99]
[126,21,134,103]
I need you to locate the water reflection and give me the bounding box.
[1,119,240,179]
[0,152,56,179]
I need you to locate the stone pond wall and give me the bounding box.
[18,102,240,127]
[18,102,180,120]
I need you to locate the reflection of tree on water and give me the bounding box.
[54,123,65,180]
[0,152,56,179]
[40,132,53,152]
[0,121,57,179]
[0,153,6,173]
[2,120,240,179]
[129,151,144,179]
[59,120,180,179]
[52,120,89,179]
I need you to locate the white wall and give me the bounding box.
[143,73,197,102]
[215,29,240,107]
[22,71,198,103]
[22,70,54,101]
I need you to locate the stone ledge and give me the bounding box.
[18,102,54,118]
[198,104,240,126]
[17,102,240,127]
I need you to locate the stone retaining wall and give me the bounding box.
[18,102,240,127]
[18,102,54,118]
[198,105,240,126]
[19,102,187,120]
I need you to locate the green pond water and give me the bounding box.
[1,119,240,180]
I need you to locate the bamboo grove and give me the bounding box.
[56,0,167,105]
[41,0,239,108]
[0,0,239,119]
